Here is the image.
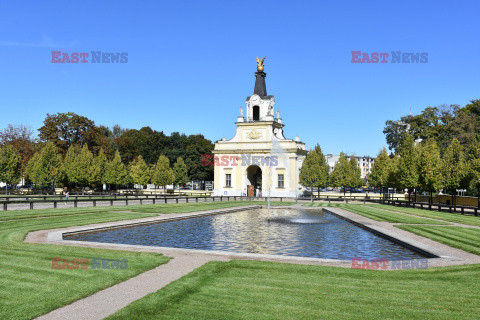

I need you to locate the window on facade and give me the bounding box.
[278,174,284,188]
[225,174,231,187]
[253,105,260,121]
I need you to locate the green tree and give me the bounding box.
[94,148,108,186]
[185,134,214,181]
[330,152,351,197]
[368,148,390,195]
[76,145,97,194]
[313,144,330,192]
[173,157,188,189]
[129,155,151,188]
[0,124,37,174]
[396,134,419,201]
[466,142,480,206]
[151,155,175,190]
[25,152,40,187]
[442,138,467,207]
[0,145,22,194]
[33,142,64,192]
[38,112,104,154]
[386,155,401,195]
[63,145,79,186]
[349,156,362,191]
[104,151,129,190]
[417,139,443,203]
[299,145,328,200]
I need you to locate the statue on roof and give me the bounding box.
[256,56,266,72]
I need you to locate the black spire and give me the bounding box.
[253,71,267,97]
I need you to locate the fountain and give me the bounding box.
[267,136,288,222]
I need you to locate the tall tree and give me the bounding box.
[417,139,443,203]
[0,124,37,174]
[349,156,362,190]
[94,148,108,186]
[32,142,64,192]
[185,134,214,181]
[0,145,22,194]
[299,146,327,199]
[368,148,390,195]
[38,112,104,154]
[330,152,351,197]
[63,145,79,186]
[466,141,480,206]
[173,157,188,189]
[396,134,419,201]
[75,145,97,194]
[313,144,330,192]
[104,151,129,190]
[386,155,401,194]
[25,152,40,187]
[442,138,467,207]
[151,155,175,190]
[129,155,151,188]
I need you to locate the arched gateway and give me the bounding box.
[212,58,307,198]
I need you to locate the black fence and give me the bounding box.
[367,198,479,216]
[0,194,288,211]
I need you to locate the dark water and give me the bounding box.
[65,208,426,260]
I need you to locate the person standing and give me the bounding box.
[63,187,69,204]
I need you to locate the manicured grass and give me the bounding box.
[397,225,480,255]
[315,203,449,225]
[107,259,480,320]
[0,200,293,221]
[0,211,171,320]
[366,204,480,227]
[0,201,292,319]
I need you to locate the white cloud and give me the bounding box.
[0,35,78,48]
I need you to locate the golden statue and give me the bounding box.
[256,56,266,72]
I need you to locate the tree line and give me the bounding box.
[0,112,214,191]
[368,135,480,205]
[0,141,188,193]
[383,99,480,154]
[299,144,362,198]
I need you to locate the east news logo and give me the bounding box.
[351,51,428,63]
[51,51,128,63]
[51,257,128,269]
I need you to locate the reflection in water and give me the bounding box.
[65,208,426,260]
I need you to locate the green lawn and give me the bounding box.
[366,204,480,227]
[305,203,448,224]
[396,225,480,256]
[107,259,480,320]
[0,211,171,320]
[0,201,292,319]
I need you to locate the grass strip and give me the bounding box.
[366,204,480,227]
[396,225,480,255]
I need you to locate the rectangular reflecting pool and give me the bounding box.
[65,208,427,260]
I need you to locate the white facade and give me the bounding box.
[325,154,375,179]
[212,67,307,197]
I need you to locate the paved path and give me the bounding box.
[35,252,228,320]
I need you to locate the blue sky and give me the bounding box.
[1,0,479,156]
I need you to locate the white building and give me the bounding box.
[212,59,307,197]
[325,154,375,179]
